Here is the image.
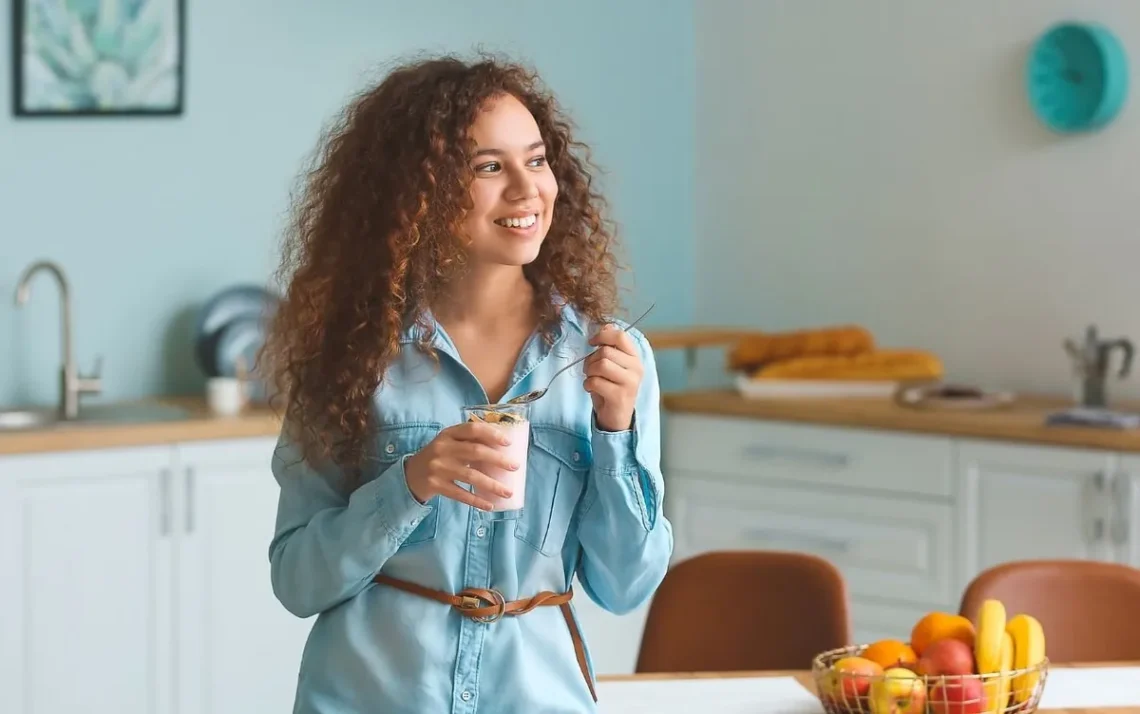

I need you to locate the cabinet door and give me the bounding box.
[174,437,312,714]
[0,446,175,714]
[956,440,1116,593]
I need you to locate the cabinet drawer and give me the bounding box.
[664,413,953,498]
[670,472,955,607]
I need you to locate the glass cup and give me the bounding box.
[460,401,531,521]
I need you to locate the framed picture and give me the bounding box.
[13,0,185,117]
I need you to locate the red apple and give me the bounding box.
[929,678,986,714]
[916,639,976,677]
[822,656,883,704]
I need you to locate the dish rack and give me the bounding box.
[810,644,1050,714]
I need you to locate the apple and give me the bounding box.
[917,639,976,677]
[929,678,986,714]
[869,667,927,714]
[823,656,883,703]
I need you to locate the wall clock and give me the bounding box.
[1026,21,1129,133]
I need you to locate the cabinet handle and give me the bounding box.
[185,467,195,533]
[743,527,851,553]
[1084,471,1107,545]
[741,444,850,469]
[159,468,171,536]
[1110,472,1132,545]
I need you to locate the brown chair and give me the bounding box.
[634,550,851,673]
[959,559,1140,663]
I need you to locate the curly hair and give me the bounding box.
[260,52,623,480]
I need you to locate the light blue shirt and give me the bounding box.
[268,304,674,713]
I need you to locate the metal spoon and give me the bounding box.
[500,302,656,407]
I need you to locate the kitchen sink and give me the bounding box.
[0,402,191,432]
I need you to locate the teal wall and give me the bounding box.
[0,0,694,408]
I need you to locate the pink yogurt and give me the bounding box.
[473,420,529,511]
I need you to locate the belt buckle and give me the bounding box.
[459,589,506,623]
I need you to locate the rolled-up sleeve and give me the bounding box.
[267,424,433,618]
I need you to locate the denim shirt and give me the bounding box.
[268,304,674,714]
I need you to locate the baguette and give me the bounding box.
[751,349,943,381]
[728,324,874,372]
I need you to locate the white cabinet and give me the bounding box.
[660,412,1140,650]
[0,446,175,714]
[956,440,1121,592]
[0,437,309,714]
[668,472,956,607]
[662,413,958,646]
[174,437,312,714]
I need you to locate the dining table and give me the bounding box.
[596,661,1140,713]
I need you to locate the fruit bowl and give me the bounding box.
[811,643,1050,714]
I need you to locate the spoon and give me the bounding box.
[499,302,656,407]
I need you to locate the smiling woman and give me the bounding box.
[461,98,559,267]
[258,53,673,714]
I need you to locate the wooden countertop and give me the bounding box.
[663,388,1140,453]
[7,386,1140,457]
[0,397,282,456]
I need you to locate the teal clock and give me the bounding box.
[1027,22,1129,133]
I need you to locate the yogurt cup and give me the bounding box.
[461,402,530,519]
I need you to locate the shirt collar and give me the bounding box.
[399,295,587,345]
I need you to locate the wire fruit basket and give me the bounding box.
[811,644,1050,714]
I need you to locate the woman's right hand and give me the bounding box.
[404,421,519,510]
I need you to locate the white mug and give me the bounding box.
[207,377,246,416]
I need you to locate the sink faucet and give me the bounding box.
[14,260,102,420]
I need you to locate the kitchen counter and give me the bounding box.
[10,386,1140,457]
[663,388,1140,453]
[0,397,282,456]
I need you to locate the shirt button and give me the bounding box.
[475,526,487,538]
[460,691,472,701]
[385,443,396,454]
[572,451,580,462]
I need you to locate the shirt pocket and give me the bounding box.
[375,422,443,547]
[514,426,591,556]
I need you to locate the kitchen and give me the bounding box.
[4,1,1140,713]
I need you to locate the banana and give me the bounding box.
[974,599,1007,674]
[983,631,1015,714]
[1006,613,1046,704]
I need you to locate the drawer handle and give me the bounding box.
[741,444,850,468]
[743,527,851,553]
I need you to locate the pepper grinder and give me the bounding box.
[1063,324,1135,407]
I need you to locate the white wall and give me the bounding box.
[695,0,1140,401]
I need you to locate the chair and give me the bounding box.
[634,550,851,673]
[959,559,1140,663]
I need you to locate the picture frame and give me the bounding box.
[12,0,186,117]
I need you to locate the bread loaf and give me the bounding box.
[751,349,943,381]
[728,325,874,372]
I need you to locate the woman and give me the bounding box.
[261,53,673,713]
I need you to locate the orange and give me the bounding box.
[860,639,918,669]
[910,612,976,656]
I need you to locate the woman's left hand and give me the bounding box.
[583,324,643,432]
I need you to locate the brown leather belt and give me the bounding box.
[373,573,597,702]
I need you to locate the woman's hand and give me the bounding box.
[404,422,519,510]
[583,324,644,432]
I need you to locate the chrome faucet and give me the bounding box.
[14,260,103,419]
